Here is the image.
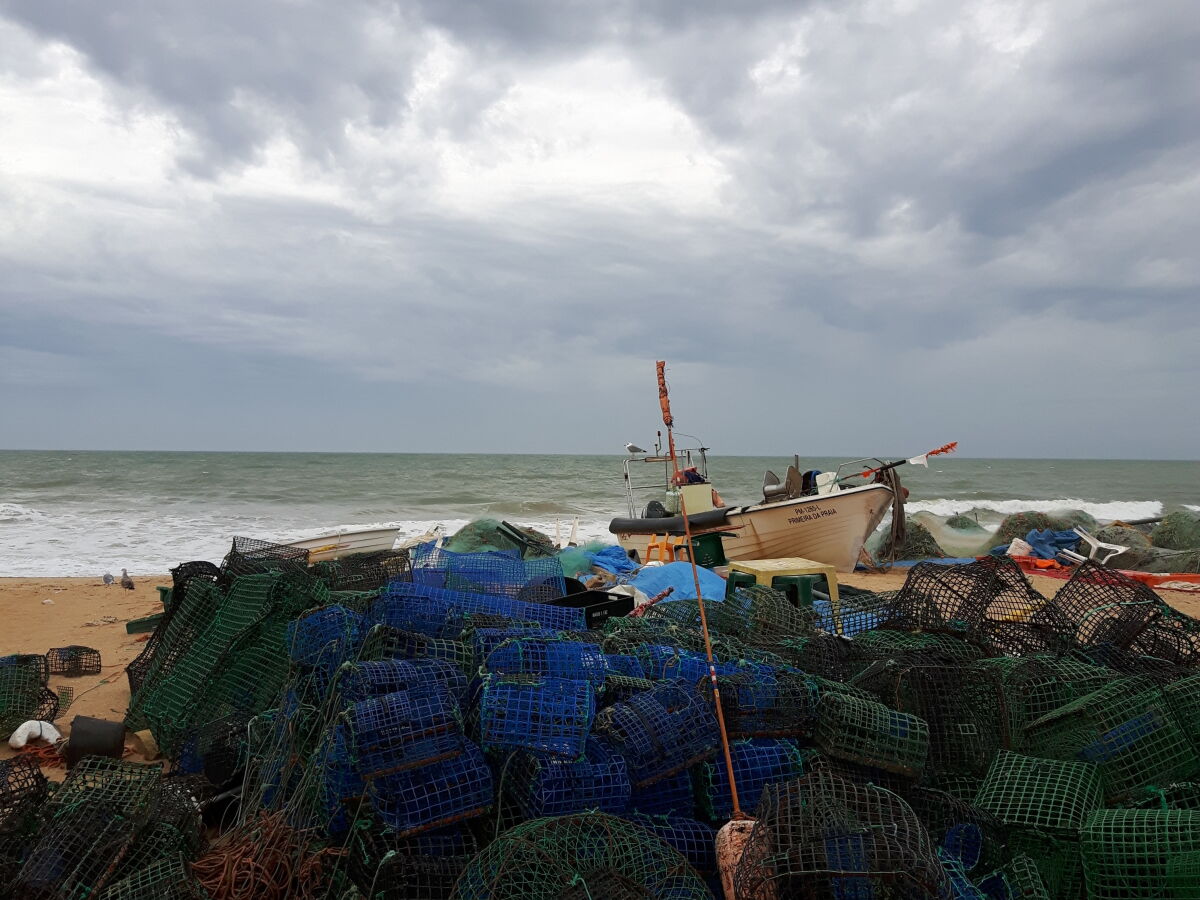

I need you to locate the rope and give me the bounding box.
[192,811,336,900]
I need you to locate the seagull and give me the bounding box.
[120,568,135,591]
[625,442,646,454]
[102,572,114,587]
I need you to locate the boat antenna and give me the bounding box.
[655,360,747,820]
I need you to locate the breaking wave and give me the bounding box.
[905,498,1163,523]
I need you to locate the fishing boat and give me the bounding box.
[608,442,895,572]
[283,526,401,562]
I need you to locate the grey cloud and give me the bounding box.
[0,0,1197,456]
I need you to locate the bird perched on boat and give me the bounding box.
[625,442,646,454]
[120,568,134,590]
[102,572,114,587]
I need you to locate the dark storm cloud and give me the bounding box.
[0,0,1196,456]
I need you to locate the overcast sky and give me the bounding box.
[1,1,1196,458]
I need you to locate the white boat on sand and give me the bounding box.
[608,445,894,572]
[283,526,401,562]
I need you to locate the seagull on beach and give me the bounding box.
[120,568,134,591]
[102,572,114,587]
[625,442,646,454]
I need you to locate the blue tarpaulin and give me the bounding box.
[589,545,640,575]
[1025,529,1081,560]
[628,561,728,601]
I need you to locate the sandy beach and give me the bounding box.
[5,567,1199,781]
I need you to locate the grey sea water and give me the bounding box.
[1,450,1197,576]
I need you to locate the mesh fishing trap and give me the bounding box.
[693,737,808,821]
[449,811,714,900]
[1080,808,1200,900]
[593,681,719,787]
[1021,674,1200,801]
[734,770,948,900]
[347,820,479,900]
[814,691,930,778]
[973,750,1103,833]
[46,646,102,677]
[501,736,630,818]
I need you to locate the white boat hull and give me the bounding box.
[284,527,401,562]
[614,484,893,572]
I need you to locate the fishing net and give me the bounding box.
[973,750,1103,833]
[734,771,948,899]
[814,691,930,778]
[1152,511,1200,551]
[994,512,1055,546]
[1080,809,1200,900]
[1022,675,1199,801]
[502,737,630,817]
[46,645,102,677]
[877,519,947,561]
[450,811,714,900]
[693,737,807,820]
[593,681,719,787]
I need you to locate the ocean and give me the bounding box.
[1,450,1197,576]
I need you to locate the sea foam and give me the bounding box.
[904,498,1163,523]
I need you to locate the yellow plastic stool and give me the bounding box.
[644,534,689,563]
[727,557,843,634]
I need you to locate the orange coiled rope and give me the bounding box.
[192,812,343,900]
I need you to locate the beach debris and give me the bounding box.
[120,567,135,590]
[40,598,53,605]
[103,572,115,586]
[7,720,62,750]
[83,614,119,626]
